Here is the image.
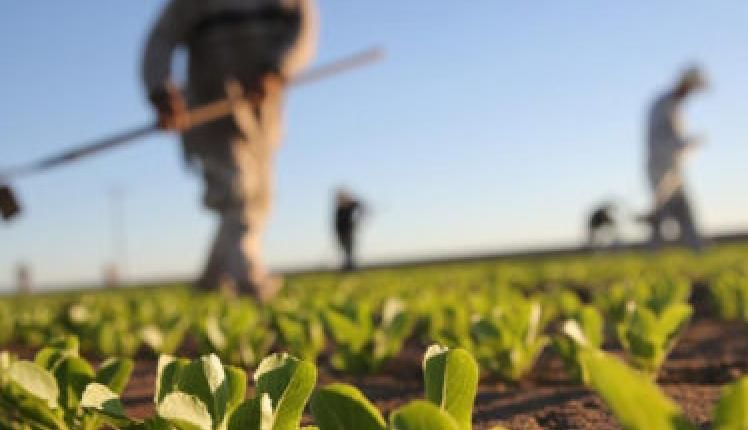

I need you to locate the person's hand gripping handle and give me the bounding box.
[149,82,190,131]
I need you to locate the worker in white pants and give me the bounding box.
[194,81,281,299]
[141,0,318,299]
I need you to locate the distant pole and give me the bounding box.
[108,187,127,287]
[16,263,31,294]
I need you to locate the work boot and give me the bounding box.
[194,273,219,292]
[194,274,240,298]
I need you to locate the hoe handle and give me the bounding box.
[4,47,384,179]
[187,47,385,128]
[29,124,159,174]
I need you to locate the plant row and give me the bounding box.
[3,333,748,430]
[0,272,723,379]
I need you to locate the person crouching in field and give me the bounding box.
[335,189,365,272]
[142,0,318,301]
[587,203,618,249]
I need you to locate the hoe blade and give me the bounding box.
[0,185,20,221]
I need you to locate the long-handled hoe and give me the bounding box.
[0,47,384,221]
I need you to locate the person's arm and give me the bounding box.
[670,96,705,153]
[279,0,319,80]
[683,135,704,151]
[353,200,370,222]
[142,0,199,130]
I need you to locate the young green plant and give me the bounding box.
[310,345,506,430]
[0,336,133,430]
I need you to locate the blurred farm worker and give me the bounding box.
[16,263,31,294]
[335,189,365,271]
[644,66,707,251]
[142,0,318,300]
[587,202,618,249]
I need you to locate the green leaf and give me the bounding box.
[470,299,548,381]
[96,357,134,394]
[7,361,59,410]
[162,318,190,355]
[177,354,228,424]
[46,336,80,355]
[713,376,748,430]
[81,382,136,428]
[372,299,413,369]
[622,303,692,373]
[576,306,604,348]
[34,336,80,372]
[323,308,371,352]
[390,401,460,430]
[310,383,386,430]
[157,392,213,430]
[556,309,604,383]
[0,351,10,369]
[0,390,67,430]
[579,348,695,430]
[3,361,67,429]
[254,353,317,430]
[140,326,165,352]
[137,416,173,430]
[155,355,188,404]
[657,304,693,347]
[224,365,248,416]
[275,313,326,363]
[423,345,478,430]
[141,318,189,355]
[53,355,95,410]
[0,351,12,386]
[203,317,228,352]
[227,397,264,430]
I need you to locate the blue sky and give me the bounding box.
[1,1,747,289]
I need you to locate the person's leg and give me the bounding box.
[221,206,261,295]
[195,152,240,292]
[336,228,347,269]
[196,220,228,291]
[226,79,285,300]
[339,229,354,271]
[670,189,703,251]
[647,209,665,250]
[599,224,613,248]
[587,226,597,248]
[346,234,356,271]
[608,224,622,249]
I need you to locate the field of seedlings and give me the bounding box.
[2,244,748,429]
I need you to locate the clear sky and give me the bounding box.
[1,1,747,289]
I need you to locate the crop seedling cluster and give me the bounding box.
[2,245,748,428]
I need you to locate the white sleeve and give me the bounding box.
[281,0,319,79]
